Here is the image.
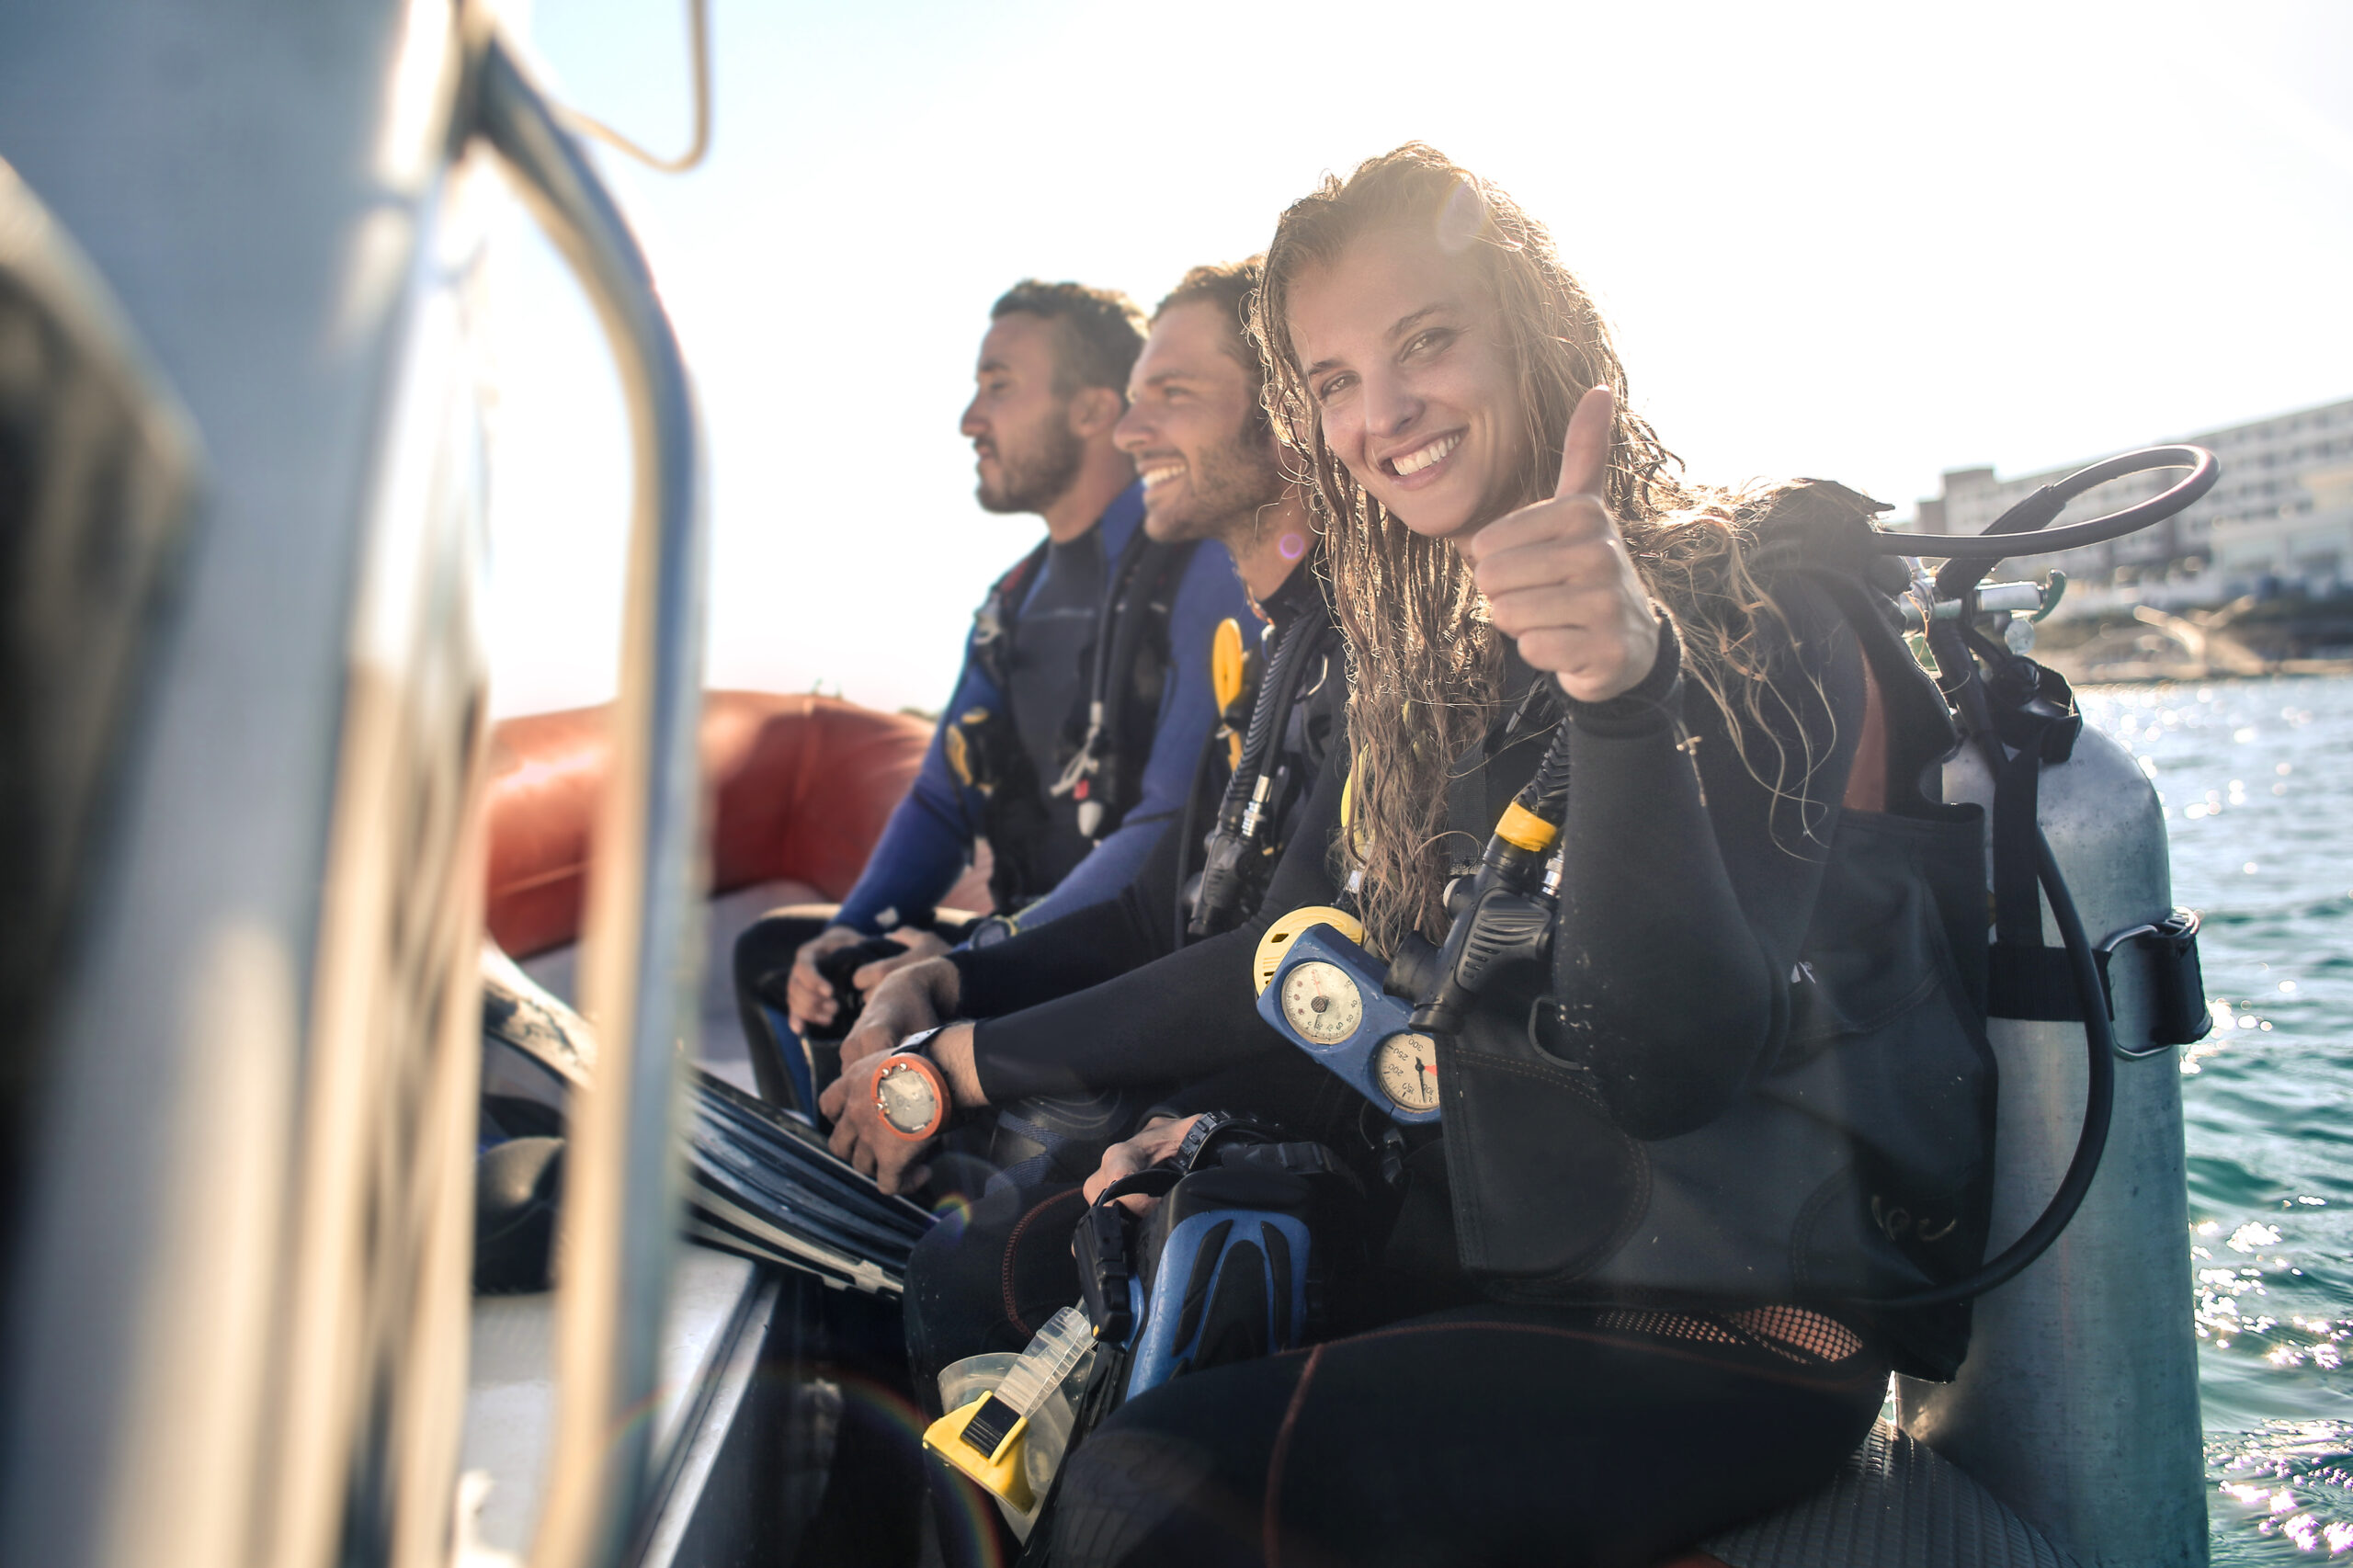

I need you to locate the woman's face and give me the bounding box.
[1285,226,1531,543]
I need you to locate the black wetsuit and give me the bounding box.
[946,559,1343,1080]
[904,565,1347,1377]
[926,568,1906,1566]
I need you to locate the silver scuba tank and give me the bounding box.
[1897,723,2208,1567]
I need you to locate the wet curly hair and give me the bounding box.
[1254,144,1800,953]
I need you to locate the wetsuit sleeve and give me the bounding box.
[943,796,1191,1017]
[1547,579,1864,1140]
[968,744,1347,1103]
[995,543,1251,929]
[831,651,995,935]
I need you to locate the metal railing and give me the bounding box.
[466,19,708,1568]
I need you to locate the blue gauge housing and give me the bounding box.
[1255,923,1442,1126]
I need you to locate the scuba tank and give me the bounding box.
[1889,447,2222,1567]
[1895,717,2207,1566]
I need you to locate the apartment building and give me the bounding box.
[1905,396,2353,614]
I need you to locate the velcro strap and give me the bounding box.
[1989,926,2209,1040]
[1987,943,2104,1022]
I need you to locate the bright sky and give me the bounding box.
[481,0,2353,719]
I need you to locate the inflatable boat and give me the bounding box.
[0,6,2215,1567]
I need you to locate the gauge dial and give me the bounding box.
[1252,905,1369,995]
[1371,1032,1441,1112]
[875,1060,942,1137]
[1279,960,1364,1045]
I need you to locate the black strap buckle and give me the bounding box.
[2096,907,2211,1059]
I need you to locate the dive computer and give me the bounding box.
[868,1024,953,1142]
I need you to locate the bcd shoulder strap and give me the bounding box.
[1053,531,1200,838]
[1743,479,1961,817]
[970,538,1052,689]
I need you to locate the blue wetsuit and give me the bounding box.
[834,483,1249,935]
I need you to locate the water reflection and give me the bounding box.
[2079,676,2353,1561]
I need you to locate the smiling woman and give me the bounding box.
[1038,143,2002,1568]
[1251,147,1757,956]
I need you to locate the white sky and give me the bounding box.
[480,0,2353,719]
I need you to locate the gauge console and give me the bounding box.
[1252,918,1443,1126]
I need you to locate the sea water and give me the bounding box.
[2075,676,2353,1561]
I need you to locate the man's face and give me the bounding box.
[1114,301,1284,545]
[961,312,1086,515]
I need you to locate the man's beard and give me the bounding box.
[1148,423,1284,546]
[976,418,1086,516]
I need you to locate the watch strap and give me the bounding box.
[896,1023,948,1060]
[1168,1111,1287,1174]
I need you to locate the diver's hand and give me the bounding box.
[1083,1115,1198,1216]
[824,1021,986,1196]
[1467,385,1659,704]
[847,926,951,998]
[826,1076,934,1196]
[834,958,960,1076]
[785,925,865,1033]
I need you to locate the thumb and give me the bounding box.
[1554,384,1616,500]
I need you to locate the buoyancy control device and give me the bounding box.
[1050,529,1198,845]
[1188,602,1339,938]
[1253,456,2221,1403]
[949,541,1062,911]
[949,525,1197,910]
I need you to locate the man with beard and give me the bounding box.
[822,260,1340,1193]
[732,279,1249,1111]
[810,261,1347,1568]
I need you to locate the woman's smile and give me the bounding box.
[1382,429,1462,482]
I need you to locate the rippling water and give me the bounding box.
[2072,676,2353,1562]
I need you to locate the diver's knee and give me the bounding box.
[1053,1424,1241,1568]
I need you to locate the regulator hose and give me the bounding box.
[1852,444,2214,1307]
[1865,817,2119,1310]
[1186,616,1317,939]
[1880,443,2218,564]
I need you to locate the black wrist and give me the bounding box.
[966,914,1020,949]
[1563,611,1684,737]
[1168,1110,1238,1173]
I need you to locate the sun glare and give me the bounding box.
[483,0,2353,718]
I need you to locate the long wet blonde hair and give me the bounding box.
[1254,144,1794,954]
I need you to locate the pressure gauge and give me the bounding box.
[1253,921,1443,1127]
[1280,960,1363,1045]
[1254,904,1369,995]
[1370,1032,1440,1113]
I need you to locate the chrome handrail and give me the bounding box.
[467,22,708,1568]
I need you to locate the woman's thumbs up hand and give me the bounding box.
[1466,385,1660,704]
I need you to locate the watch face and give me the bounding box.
[1279,960,1363,1046]
[1371,1031,1440,1112]
[876,1060,941,1135]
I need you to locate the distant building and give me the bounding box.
[1904,396,2353,617]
